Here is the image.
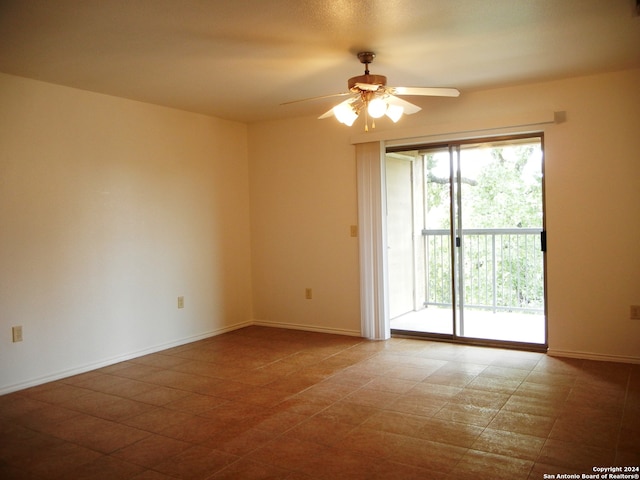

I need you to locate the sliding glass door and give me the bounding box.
[386,135,547,348]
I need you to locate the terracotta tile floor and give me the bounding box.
[1,326,639,479]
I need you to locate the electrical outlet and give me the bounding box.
[631,305,640,320]
[305,288,313,300]
[350,225,358,237]
[177,296,185,309]
[12,326,23,343]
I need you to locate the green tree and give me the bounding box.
[462,145,542,229]
[423,142,544,310]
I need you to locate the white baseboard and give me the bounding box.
[547,348,640,364]
[5,322,639,395]
[252,320,362,337]
[0,321,253,395]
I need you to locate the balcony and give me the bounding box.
[391,228,546,344]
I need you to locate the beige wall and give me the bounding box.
[2,67,639,392]
[0,73,252,392]
[539,69,640,360]
[248,119,361,335]
[249,68,640,361]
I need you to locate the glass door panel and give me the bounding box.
[457,139,545,344]
[388,135,547,348]
[386,148,454,335]
[423,148,455,335]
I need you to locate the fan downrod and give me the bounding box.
[349,52,386,91]
[357,51,376,74]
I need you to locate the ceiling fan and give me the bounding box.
[284,51,460,131]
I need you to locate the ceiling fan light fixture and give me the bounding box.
[291,52,459,131]
[333,102,358,126]
[385,104,404,122]
[367,97,388,118]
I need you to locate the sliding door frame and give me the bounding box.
[385,133,549,352]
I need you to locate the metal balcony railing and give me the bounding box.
[422,228,544,314]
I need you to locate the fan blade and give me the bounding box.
[280,92,351,106]
[318,106,336,119]
[391,87,460,97]
[318,97,354,119]
[386,95,422,115]
[318,96,361,119]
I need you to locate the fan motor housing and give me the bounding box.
[348,74,387,91]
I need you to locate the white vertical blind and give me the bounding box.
[356,142,390,340]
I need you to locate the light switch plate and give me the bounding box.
[12,326,23,343]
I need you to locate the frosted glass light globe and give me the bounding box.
[367,97,387,118]
[386,104,404,122]
[333,103,358,126]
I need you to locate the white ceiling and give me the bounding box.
[1,0,639,123]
